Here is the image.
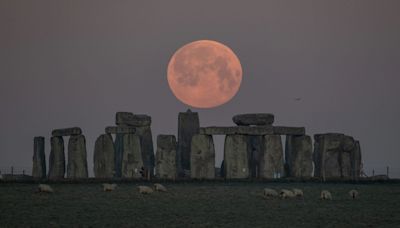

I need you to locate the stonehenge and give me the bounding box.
[155,135,177,179]
[190,134,215,179]
[313,133,362,179]
[48,136,65,179]
[93,134,115,178]
[33,111,362,181]
[177,109,200,176]
[67,135,88,178]
[32,137,46,179]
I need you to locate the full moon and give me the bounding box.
[167,40,243,108]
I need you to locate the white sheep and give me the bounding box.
[138,185,154,194]
[320,190,332,200]
[102,183,117,192]
[292,188,304,198]
[154,183,167,192]
[349,189,359,199]
[263,188,278,198]
[280,189,295,199]
[38,184,54,193]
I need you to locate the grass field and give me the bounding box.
[1,181,400,227]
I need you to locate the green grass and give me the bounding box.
[1,182,400,227]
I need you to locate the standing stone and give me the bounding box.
[341,135,355,178]
[135,126,155,176]
[224,134,249,179]
[32,137,46,179]
[93,134,115,178]
[48,136,65,179]
[67,135,88,178]
[259,135,284,178]
[177,109,200,176]
[156,135,177,179]
[191,134,215,179]
[114,133,124,177]
[285,135,313,177]
[351,141,362,179]
[121,134,143,178]
[247,136,263,178]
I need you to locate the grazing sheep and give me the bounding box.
[154,183,167,192]
[349,189,359,199]
[0,174,3,180]
[263,188,278,198]
[280,189,295,199]
[138,185,153,194]
[102,183,117,192]
[292,188,304,198]
[38,184,54,193]
[320,190,332,200]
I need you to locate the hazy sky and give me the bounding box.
[1,1,399,177]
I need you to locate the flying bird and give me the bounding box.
[294,97,302,101]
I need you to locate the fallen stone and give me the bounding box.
[32,137,46,179]
[273,126,305,135]
[105,126,136,134]
[259,135,284,178]
[52,127,82,137]
[285,135,313,177]
[67,135,88,178]
[177,109,200,176]
[93,134,115,178]
[121,134,143,178]
[48,136,65,179]
[224,134,249,179]
[116,112,151,127]
[232,113,274,126]
[199,126,273,135]
[191,134,215,179]
[156,135,177,179]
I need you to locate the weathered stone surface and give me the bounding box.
[200,126,273,135]
[232,113,274,126]
[32,137,46,179]
[116,112,151,127]
[191,134,215,179]
[135,125,155,176]
[259,135,284,178]
[313,133,361,179]
[114,133,124,177]
[351,141,362,179]
[156,135,177,179]
[177,109,200,176]
[67,135,88,178]
[121,134,143,178]
[52,127,82,137]
[93,134,115,178]
[285,135,313,177]
[273,126,305,136]
[48,136,65,179]
[105,126,136,134]
[224,135,249,179]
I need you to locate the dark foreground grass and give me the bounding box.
[1,182,400,227]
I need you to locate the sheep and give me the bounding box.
[263,188,278,198]
[37,184,54,193]
[280,189,295,199]
[138,185,154,194]
[154,183,167,192]
[349,189,359,199]
[292,188,304,198]
[102,183,117,192]
[320,190,332,200]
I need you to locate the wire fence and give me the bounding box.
[0,166,32,176]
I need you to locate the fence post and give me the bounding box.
[11,166,14,175]
[387,166,389,178]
